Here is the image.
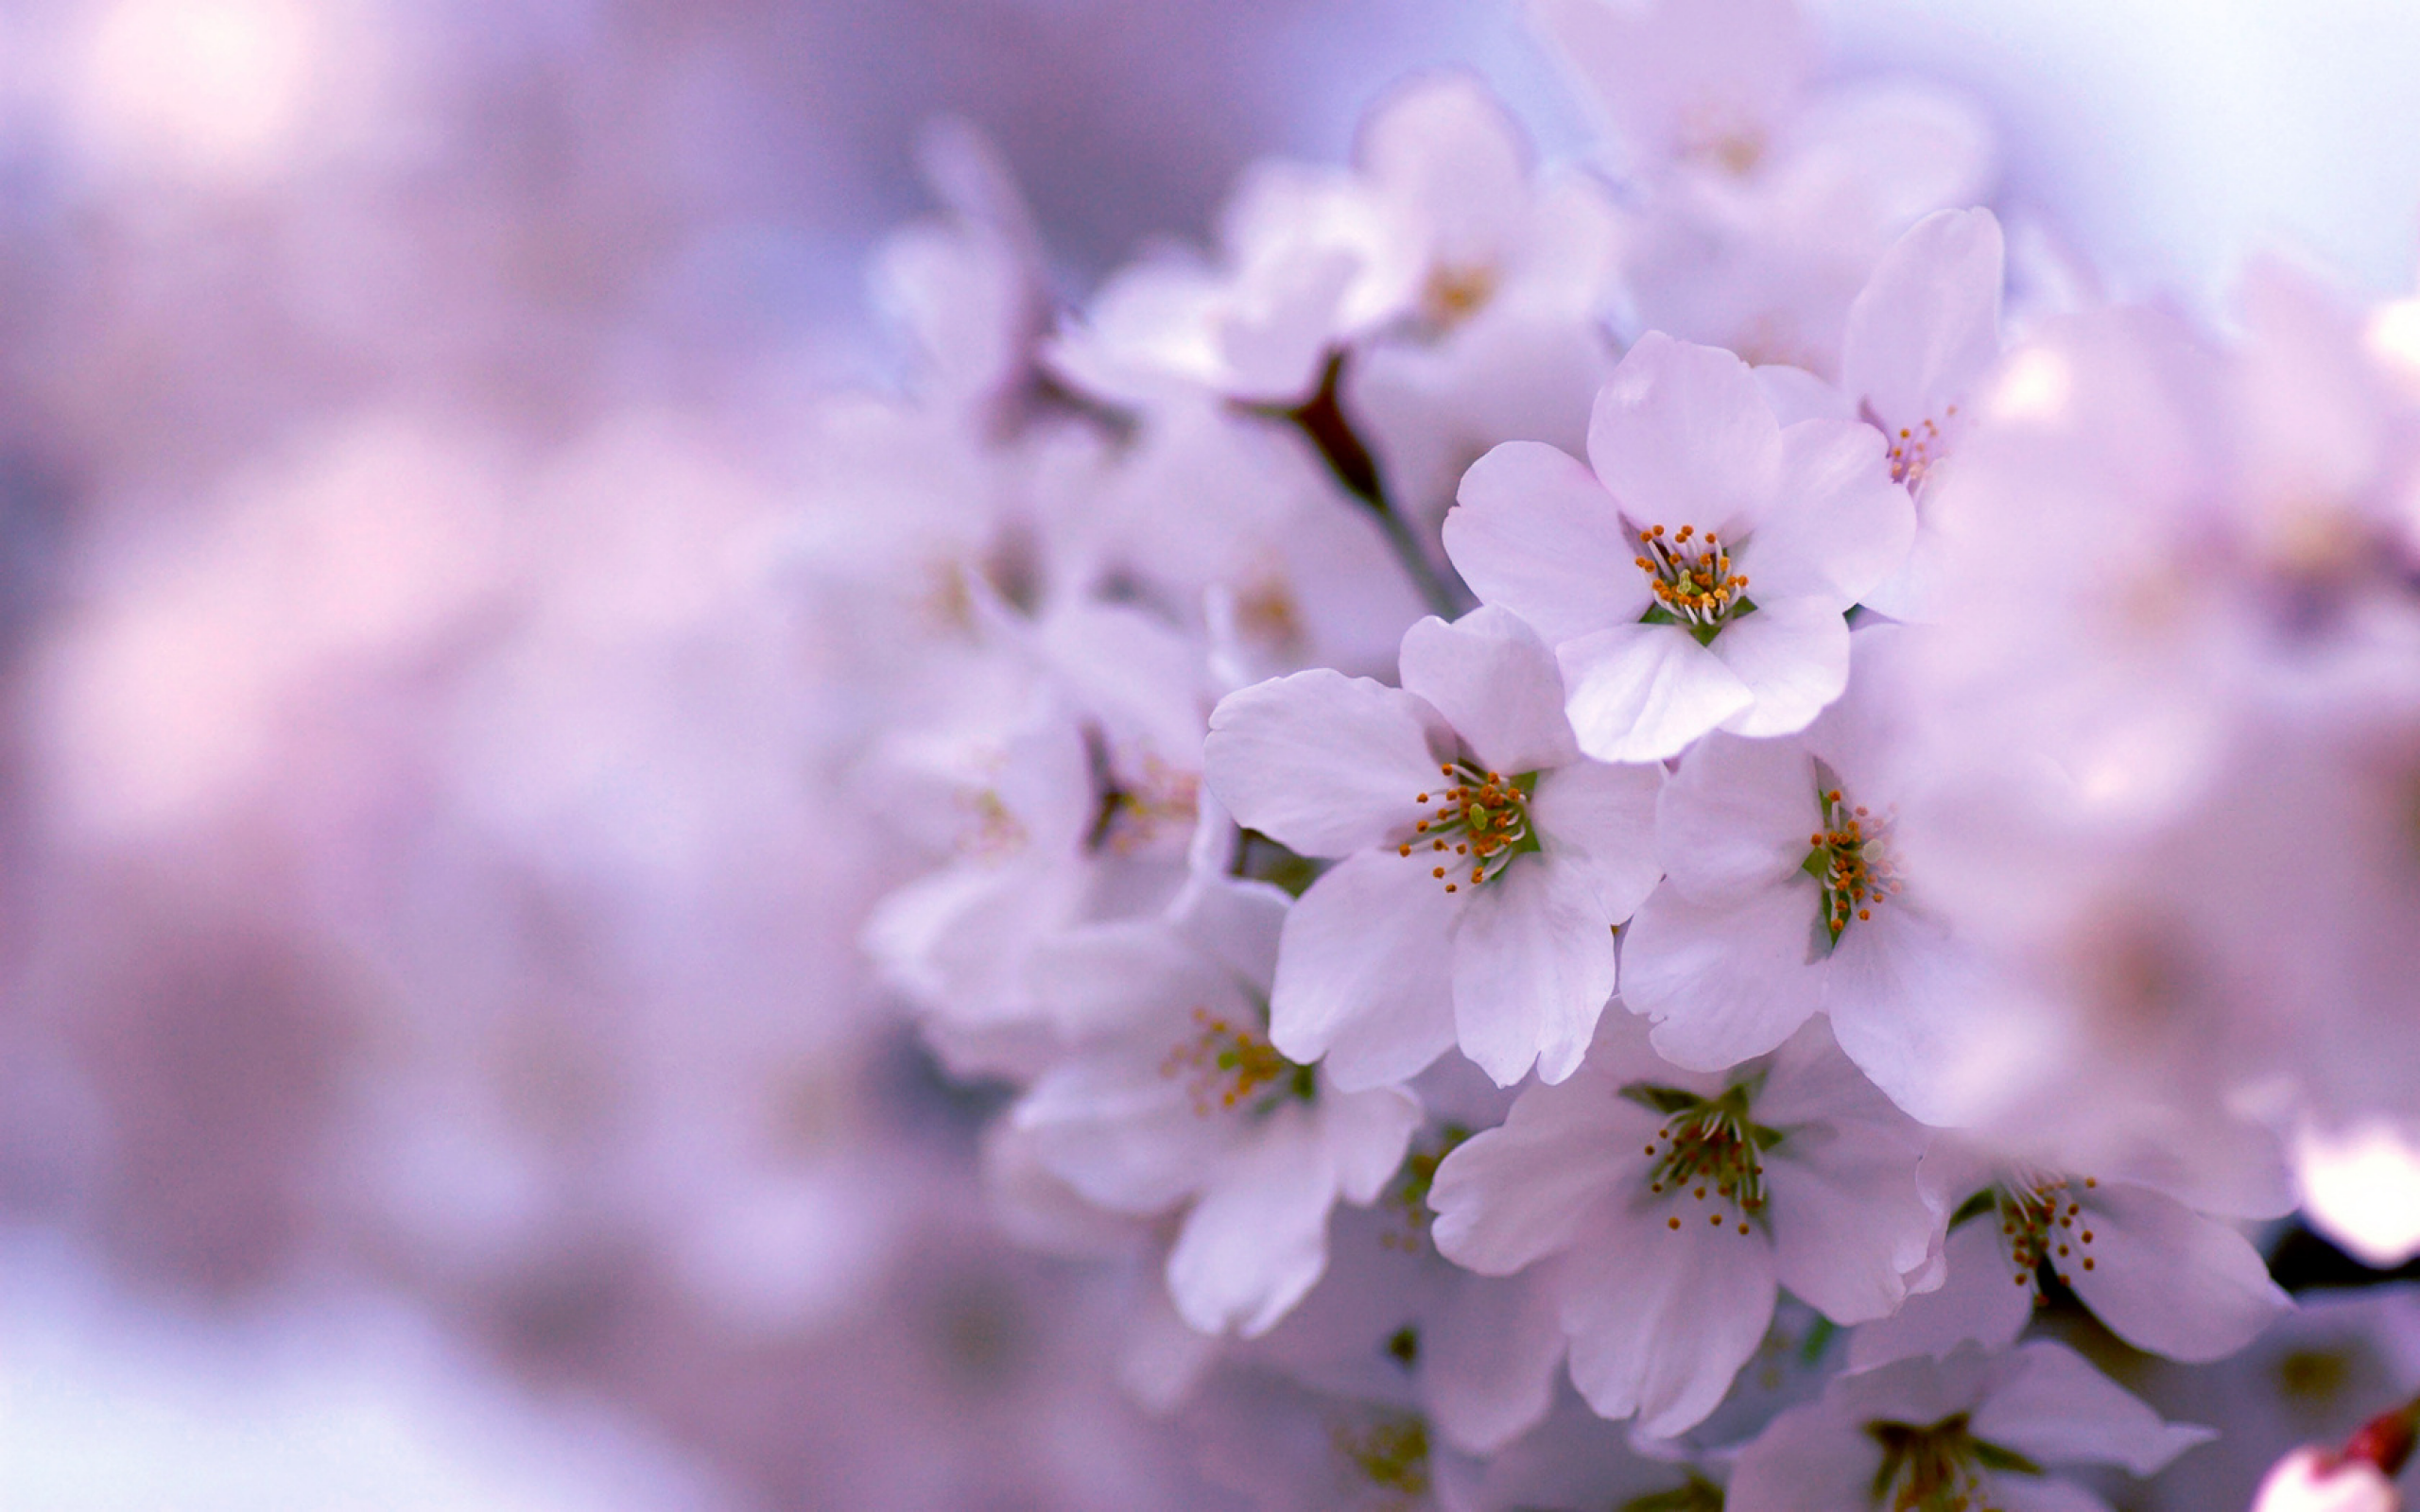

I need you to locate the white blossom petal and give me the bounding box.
[1429,1070,1644,1276]
[1445,440,1647,644]
[1204,668,1443,857]
[1453,854,1617,1086]
[1423,1273,1567,1454]
[1842,207,2006,433]
[1558,621,1754,764]
[1167,1106,1339,1336]
[1708,598,1855,739]
[1530,759,1666,922]
[1620,884,1826,1070]
[1968,1341,2216,1476]
[1655,730,1817,902]
[1586,332,1782,536]
[1270,849,1460,1087]
[2066,1182,2291,1363]
[1398,606,1582,774]
[1558,1198,1781,1438]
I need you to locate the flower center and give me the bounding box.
[1160,1007,1315,1116]
[1084,726,1200,854]
[1802,783,1902,942]
[1951,1173,2100,1301]
[1634,524,1753,644]
[1421,262,1498,328]
[1623,1081,1781,1237]
[1866,1414,2040,1512]
[1397,761,1538,894]
[1331,1414,1430,1498]
[1868,402,1960,490]
[1380,1122,1472,1253]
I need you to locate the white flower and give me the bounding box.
[1204,605,1663,1088]
[1340,71,1625,538]
[1445,332,1913,763]
[1850,1135,2290,1370]
[1011,875,1422,1338]
[1530,0,1996,375]
[1616,624,1986,1112]
[1840,206,2008,622]
[1427,1013,1935,1437]
[861,601,1210,1071]
[1727,1340,2212,1512]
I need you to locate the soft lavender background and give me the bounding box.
[2,1,2417,1506]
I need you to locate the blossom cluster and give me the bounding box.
[829,0,2420,1506]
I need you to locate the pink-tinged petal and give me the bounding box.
[1429,1071,1646,1275]
[1423,1275,1565,1454]
[1824,907,1987,1126]
[2066,1183,2292,1363]
[1988,1479,2119,1512]
[1845,1216,2032,1371]
[1655,730,1819,902]
[1355,72,1531,271]
[862,856,1081,1022]
[1558,1199,1780,1437]
[1742,421,1914,605]
[1587,333,1782,536]
[1322,1084,1425,1205]
[1725,1399,1889,1512]
[1453,855,1617,1086]
[1167,1106,1339,1336]
[1529,0,1811,165]
[1531,759,1665,922]
[1014,1050,1229,1213]
[1620,884,1825,1070]
[1559,622,1754,763]
[1970,1341,2217,1476]
[1398,607,1581,774]
[1759,1020,1936,1305]
[1319,988,1460,1092]
[1755,364,1857,426]
[1169,874,1290,996]
[1708,599,1854,739]
[1270,849,1459,1084]
[1027,918,1232,1040]
[1764,1109,1936,1323]
[1842,208,2006,433]
[1204,669,1443,857]
[1445,440,1646,644]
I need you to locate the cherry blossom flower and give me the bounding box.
[1727,1340,2212,1512]
[1616,624,1987,1107]
[1849,1135,2290,1371]
[1445,331,1913,763]
[1204,605,1663,1089]
[1839,206,2008,622]
[1530,0,1996,375]
[1427,1013,1935,1437]
[1010,875,1422,1338]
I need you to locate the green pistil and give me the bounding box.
[1403,764,1540,893]
[1334,1415,1431,1497]
[1867,1414,2040,1512]
[1622,1080,1784,1235]
[1802,777,1896,946]
[1382,1123,1472,1252]
[1160,1006,1317,1118]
